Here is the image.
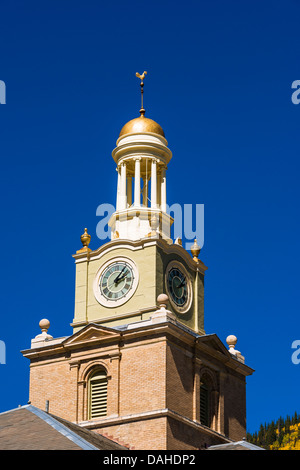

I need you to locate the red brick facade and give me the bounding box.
[23,319,253,450]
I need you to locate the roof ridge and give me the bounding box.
[24,405,99,450]
[0,404,28,416]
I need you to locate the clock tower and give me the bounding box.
[22,73,254,451]
[72,74,206,334]
[73,233,206,334]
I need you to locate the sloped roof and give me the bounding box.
[0,405,128,450]
[207,439,265,450]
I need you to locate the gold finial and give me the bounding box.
[81,228,91,247]
[136,71,147,116]
[191,239,201,262]
[76,228,92,254]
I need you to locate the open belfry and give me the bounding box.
[22,73,254,450]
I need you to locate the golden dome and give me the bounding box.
[119,113,165,138]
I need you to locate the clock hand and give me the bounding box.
[107,279,118,289]
[173,278,185,289]
[105,271,128,290]
[115,270,129,283]
[107,273,125,289]
[114,266,126,283]
[107,270,128,289]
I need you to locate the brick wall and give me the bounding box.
[166,340,194,420]
[26,323,250,449]
[94,417,167,450]
[29,358,77,421]
[222,371,247,441]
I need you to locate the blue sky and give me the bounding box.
[0,0,300,435]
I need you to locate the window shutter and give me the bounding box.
[89,370,108,418]
[200,383,209,426]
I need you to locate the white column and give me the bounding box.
[142,177,148,207]
[161,165,167,212]
[127,176,132,207]
[151,159,157,209]
[157,169,161,208]
[116,167,120,210]
[134,158,141,206]
[120,162,127,210]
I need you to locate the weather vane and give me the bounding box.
[136,71,147,115]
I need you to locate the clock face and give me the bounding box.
[166,262,191,313]
[94,258,139,307]
[100,261,134,301]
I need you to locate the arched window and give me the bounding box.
[88,369,108,419]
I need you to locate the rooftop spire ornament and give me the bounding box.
[191,239,201,262]
[136,71,147,116]
[76,227,92,254]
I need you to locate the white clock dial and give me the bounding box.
[94,257,139,307]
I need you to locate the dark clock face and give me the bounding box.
[167,267,188,308]
[99,261,134,301]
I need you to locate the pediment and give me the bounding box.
[197,334,231,359]
[197,333,254,376]
[63,323,121,348]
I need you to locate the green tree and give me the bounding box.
[258,424,266,448]
[247,412,300,450]
[277,416,284,433]
[278,428,284,446]
[293,411,299,425]
[265,421,277,449]
[285,415,291,434]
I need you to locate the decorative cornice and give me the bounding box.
[22,317,253,377]
[79,407,233,445]
[112,139,172,166]
[72,237,207,274]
